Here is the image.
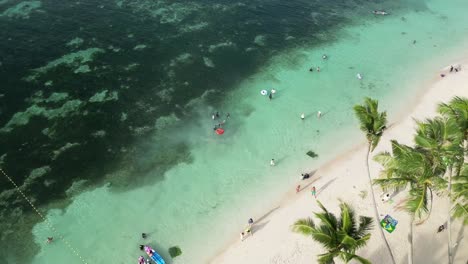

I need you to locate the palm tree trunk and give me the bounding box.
[447,166,453,264]
[408,217,414,264]
[365,143,396,264]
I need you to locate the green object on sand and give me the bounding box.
[380,215,398,233]
[168,246,182,258]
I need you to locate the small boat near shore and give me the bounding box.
[144,246,166,264]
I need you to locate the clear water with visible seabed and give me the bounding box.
[1,0,468,263]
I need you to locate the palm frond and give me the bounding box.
[291,218,316,236]
[356,216,374,238]
[350,254,372,264]
[405,185,429,220]
[353,97,388,151]
[317,251,338,264]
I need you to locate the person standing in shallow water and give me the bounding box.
[270,159,275,166]
[301,113,305,120]
[268,92,272,100]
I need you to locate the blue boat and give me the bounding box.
[144,246,166,264]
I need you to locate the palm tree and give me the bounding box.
[291,200,373,264]
[415,115,465,264]
[451,164,468,225]
[373,140,446,264]
[353,97,395,264]
[437,96,468,150]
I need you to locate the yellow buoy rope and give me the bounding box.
[0,167,89,264]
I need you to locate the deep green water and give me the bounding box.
[1,0,468,263]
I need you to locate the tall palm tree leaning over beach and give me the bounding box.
[291,200,374,264]
[436,96,468,264]
[373,140,446,264]
[353,97,396,264]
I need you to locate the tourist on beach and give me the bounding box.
[215,112,220,119]
[270,159,275,166]
[450,65,454,72]
[248,218,254,226]
[301,173,310,180]
[437,224,445,233]
[245,227,252,236]
[240,232,245,241]
[317,111,322,118]
[139,245,145,251]
[311,186,317,198]
[46,237,53,244]
[301,113,305,120]
[269,92,273,100]
[212,113,215,120]
[141,233,147,239]
[226,113,230,119]
[296,185,301,193]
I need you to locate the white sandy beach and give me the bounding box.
[211,62,468,264]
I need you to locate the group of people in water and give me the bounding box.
[138,233,152,264]
[309,54,327,72]
[212,111,230,132]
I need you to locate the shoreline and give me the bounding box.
[210,60,468,263]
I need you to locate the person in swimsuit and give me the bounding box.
[311,186,317,198]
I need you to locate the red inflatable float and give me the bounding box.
[215,128,225,135]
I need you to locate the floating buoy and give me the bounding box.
[260,89,268,96]
[215,128,225,135]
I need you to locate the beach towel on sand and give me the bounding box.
[380,214,398,233]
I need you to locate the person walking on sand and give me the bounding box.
[270,159,275,166]
[248,218,254,227]
[245,227,252,237]
[311,186,317,198]
[301,113,305,120]
[240,232,245,241]
[296,185,301,193]
[317,111,322,119]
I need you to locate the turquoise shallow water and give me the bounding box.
[4,0,468,263]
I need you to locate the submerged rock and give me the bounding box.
[0,1,42,19]
[89,90,119,103]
